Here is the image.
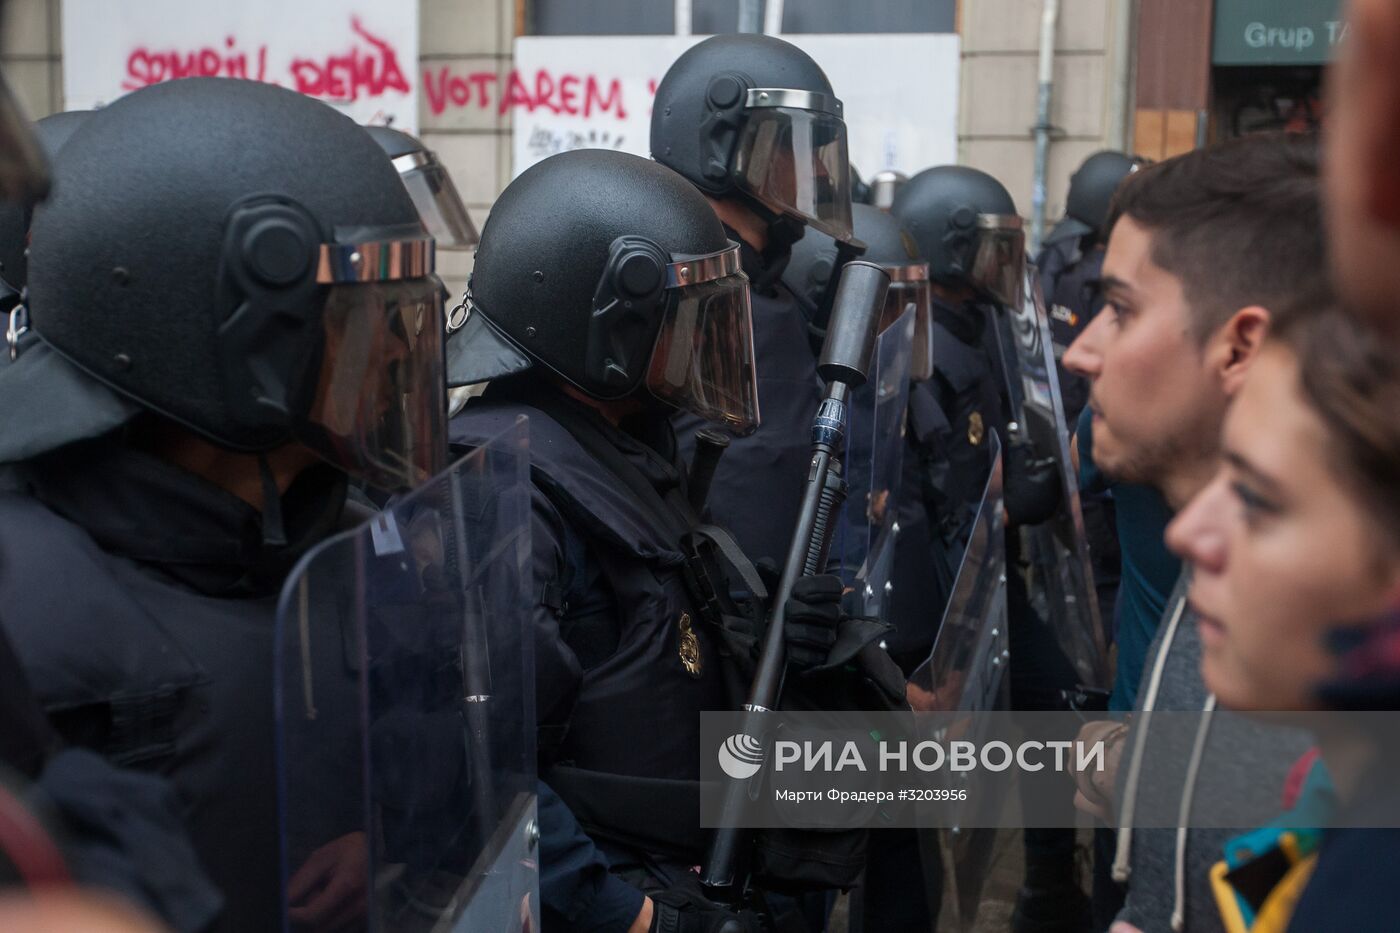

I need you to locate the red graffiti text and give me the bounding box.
[123,36,270,90]
[423,66,629,119]
[289,17,411,102]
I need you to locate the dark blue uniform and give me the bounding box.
[0,437,350,933]
[884,295,1005,670]
[451,385,732,933]
[1035,225,1107,427]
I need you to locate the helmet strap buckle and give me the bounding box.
[6,302,29,362]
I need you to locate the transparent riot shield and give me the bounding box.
[834,300,915,622]
[990,267,1108,689]
[274,416,536,933]
[905,436,1009,932]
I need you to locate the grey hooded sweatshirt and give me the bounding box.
[1113,572,1314,933]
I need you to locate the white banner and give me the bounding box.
[507,34,960,181]
[62,0,419,131]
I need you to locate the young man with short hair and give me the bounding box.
[1063,132,1331,933]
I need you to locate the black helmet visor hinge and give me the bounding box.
[216,195,324,443]
[696,71,755,197]
[584,236,669,395]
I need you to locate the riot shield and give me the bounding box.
[274,417,537,933]
[905,436,1009,932]
[834,300,915,622]
[989,267,1108,689]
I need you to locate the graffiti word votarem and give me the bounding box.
[772,739,1105,774]
[423,66,636,118]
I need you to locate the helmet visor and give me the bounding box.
[392,151,479,250]
[970,214,1026,308]
[733,90,853,242]
[883,272,933,383]
[645,245,760,436]
[299,277,448,492]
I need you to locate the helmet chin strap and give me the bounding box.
[257,452,288,548]
[742,196,806,293]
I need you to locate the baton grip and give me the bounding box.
[802,460,846,577]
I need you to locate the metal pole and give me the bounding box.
[763,0,784,35]
[1031,0,1060,254]
[702,262,889,898]
[674,0,692,36]
[1107,0,1135,151]
[737,0,762,34]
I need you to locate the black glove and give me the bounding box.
[649,873,762,933]
[783,573,844,671]
[1004,441,1063,527]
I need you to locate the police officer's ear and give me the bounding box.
[1214,305,1271,398]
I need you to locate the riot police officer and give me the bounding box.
[650,33,855,567]
[1035,150,1139,657]
[783,201,939,933]
[447,147,870,933]
[1035,149,1138,424]
[0,105,225,931]
[783,201,932,638]
[891,166,1046,632]
[0,77,448,931]
[893,166,1089,933]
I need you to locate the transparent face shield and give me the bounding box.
[733,88,854,242]
[391,150,479,250]
[645,244,761,436]
[300,242,448,492]
[883,266,933,383]
[970,214,1027,308]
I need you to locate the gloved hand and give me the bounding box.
[783,573,844,671]
[1003,441,1063,527]
[752,561,883,675]
[648,873,762,933]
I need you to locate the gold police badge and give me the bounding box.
[678,612,702,677]
[968,411,985,446]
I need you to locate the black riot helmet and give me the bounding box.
[0,111,89,306]
[365,125,478,251]
[784,202,934,381]
[448,148,760,436]
[3,78,445,491]
[1066,150,1138,236]
[651,34,854,243]
[892,165,1025,307]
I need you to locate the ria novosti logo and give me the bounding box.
[717,733,765,779]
